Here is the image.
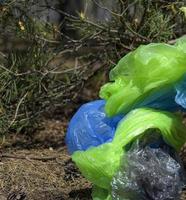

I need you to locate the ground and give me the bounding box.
[0,118,92,200]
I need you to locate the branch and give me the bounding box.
[9,92,28,128]
[1,153,59,161]
[0,51,7,58]
[92,0,122,17]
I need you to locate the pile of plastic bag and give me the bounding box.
[66,36,186,200]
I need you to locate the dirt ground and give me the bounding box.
[0,118,92,200]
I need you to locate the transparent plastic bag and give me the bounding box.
[100,37,186,116]
[66,100,123,154]
[111,139,185,200]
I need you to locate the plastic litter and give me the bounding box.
[72,108,186,189]
[66,100,123,154]
[100,38,186,116]
[92,186,112,200]
[66,37,186,200]
[111,138,185,200]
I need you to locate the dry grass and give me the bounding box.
[0,149,91,200]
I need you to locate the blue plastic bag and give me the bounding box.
[66,76,186,155]
[138,75,186,111]
[66,100,123,154]
[175,75,186,109]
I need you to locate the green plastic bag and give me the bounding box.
[100,37,186,116]
[72,108,186,191]
[92,186,112,200]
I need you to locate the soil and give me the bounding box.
[0,118,92,200]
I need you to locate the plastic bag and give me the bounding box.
[92,186,112,200]
[100,37,186,116]
[66,100,123,154]
[72,108,186,189]
[111,140,185,200]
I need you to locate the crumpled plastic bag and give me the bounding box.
[66,100,123,154]
[111,140,185,200]
[67,38,186,200]
[100,37,186,116]
[92,186,112,200]
[72,108,186,189]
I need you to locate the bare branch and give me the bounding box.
[9,92,28,128]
